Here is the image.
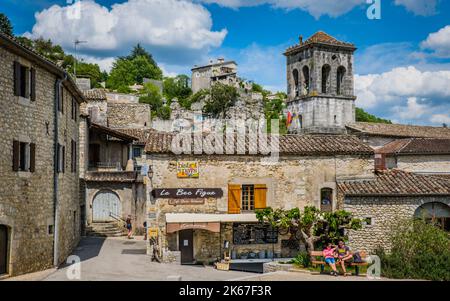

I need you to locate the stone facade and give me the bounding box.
[286,32,356,134]
[344,196,450,252]
[107,103,151,128]
[394,155,450,174]
[146,153,374,262]
[0,39,82,276]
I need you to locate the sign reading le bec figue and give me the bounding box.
[152,188,223,199]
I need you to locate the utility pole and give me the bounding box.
[74,39,87,78]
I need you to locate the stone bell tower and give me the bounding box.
[285,31,356,134]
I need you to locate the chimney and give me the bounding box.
[217,58,225,63]
[299,35,303,44]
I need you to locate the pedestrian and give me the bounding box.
[143,221,147,241]
[126,215,133,239]
[323,242,338,276]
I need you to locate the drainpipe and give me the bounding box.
[53,72,68,267]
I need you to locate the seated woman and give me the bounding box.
[322,243,338,276]
[335,240,353,276]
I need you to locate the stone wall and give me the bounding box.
[344,196,450,252]
[107,103,151,128]
[0,47,81,276]
[396,155,450,173]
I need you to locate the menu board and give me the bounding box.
[233,223,278,245]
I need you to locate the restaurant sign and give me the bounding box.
[152,188,223,199]
[177,161,199,178]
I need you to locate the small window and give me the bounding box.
[48,225,54,235]
[133,147,142,159]
[320,188,333,212]
[14,62,35,100]
[241,185,255,211]
[13,140,35,172]
[71,140,77,173]
[58,87,64,113]
[71,97,77,121]
[363,217,373,226]
[57,144,65,173]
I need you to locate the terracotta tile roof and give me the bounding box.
[284,31,356,55]
[115,128,156,144]
[83,89,107,101]
[346,122,450,139]
[338,169,450,196]
[0,32,85,103]
[85,171,137,183]
[144,132,374,156]
[90,123,138,142]
[377,138,450,155]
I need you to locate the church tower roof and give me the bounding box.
[284,31,356,56]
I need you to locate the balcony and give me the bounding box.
[88,161,124,172]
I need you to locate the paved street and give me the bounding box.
[43,237,256,281]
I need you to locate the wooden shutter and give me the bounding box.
[254,184,267,209]
[13,62,21,96]
[30,68,36,101]
[228,184,241,214]
[62,146,66,173]
[30,143,36,172]
[13,140,20,171]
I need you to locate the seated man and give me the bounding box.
[335,240,353,276]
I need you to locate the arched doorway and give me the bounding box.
[0,225,8,275]
[414,202,450,231]
[92,190,121,222]
[321,65,331,94]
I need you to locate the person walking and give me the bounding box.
[126,215,133,239]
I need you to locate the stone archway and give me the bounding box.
[92,190,122,222]
[414,202,450,231]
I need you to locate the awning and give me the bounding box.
[165,213,258,223]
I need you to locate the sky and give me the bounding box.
[2,0,450,126]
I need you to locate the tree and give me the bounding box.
[356,107,392,124]
[139,82,171,120]
[125,43,157,67]
[264,97,287,134]
[68,61,103,88]
[256,206,362,254]
[163,75,192,104]
[203,83,238,118]
[33,38,65,63]
[107,55,163,90]
[0,13,13,36]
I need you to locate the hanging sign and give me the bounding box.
[152,188,223,199]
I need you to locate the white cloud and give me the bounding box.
[430,114,450,124]
[392,97,430,120]
[25,0,227,65]
[421,25,450,58]
[394,0,438,16]
[198,0,365,18]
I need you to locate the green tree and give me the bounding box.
[256,206,362,254]
[107,55,162,90]
[0,13,13,36]
[264,97,287,134]
[356,107,392,124]
[163,75,192,103]
[15,36,34,48]
[139,82,171,119]
[125,43,157,67]
[203,83,238,118]
[33,38,65,63]
[69,61,103,88]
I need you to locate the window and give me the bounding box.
[12,140,35,172]
[71,97,77,121]
[374,153,386,171]
[71,140,77,173]
[48,225,54,235]
[57,144,65,173]
[13,62,35,101]
[320,188,333,212]
[228,184,267,214]
[292,69,299,97]
[242,185,255,211]
[133,147,142,159]
[302,66,310,95]
[321,65,331,94]
[363,217,373,226]
[337,66,346,95]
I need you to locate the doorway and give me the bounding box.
[0,225,8,275]
[179,230,194,264]
[92,190,121,222]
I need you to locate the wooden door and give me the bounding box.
[179,230,194,264]
[92,191,121,222]
[0,225,8,275]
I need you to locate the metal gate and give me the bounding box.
[92,191,121,222]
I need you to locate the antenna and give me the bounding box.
[74,39,88,78]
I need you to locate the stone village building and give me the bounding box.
[0,32,84,277]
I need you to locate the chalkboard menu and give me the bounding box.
[233,223,278,245]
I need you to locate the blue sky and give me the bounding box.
[2,0,450,125]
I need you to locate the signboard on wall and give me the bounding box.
[148,227,158,238]
[177,161,199,178]
[168,199,205,206]
[152,188,223,199]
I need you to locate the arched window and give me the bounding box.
[337,66,346,95]
[321,65,331,94]
[320,188,333,212]
[414,202,450,231]
[302,66,310,95]
[293,69,299,97]
[298,115,303,129]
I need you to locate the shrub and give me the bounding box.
[290,251,311,268]
[376,219,450,281]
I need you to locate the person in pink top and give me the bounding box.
[323,243,339,276]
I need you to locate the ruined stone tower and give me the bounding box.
[285,31,356,134]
